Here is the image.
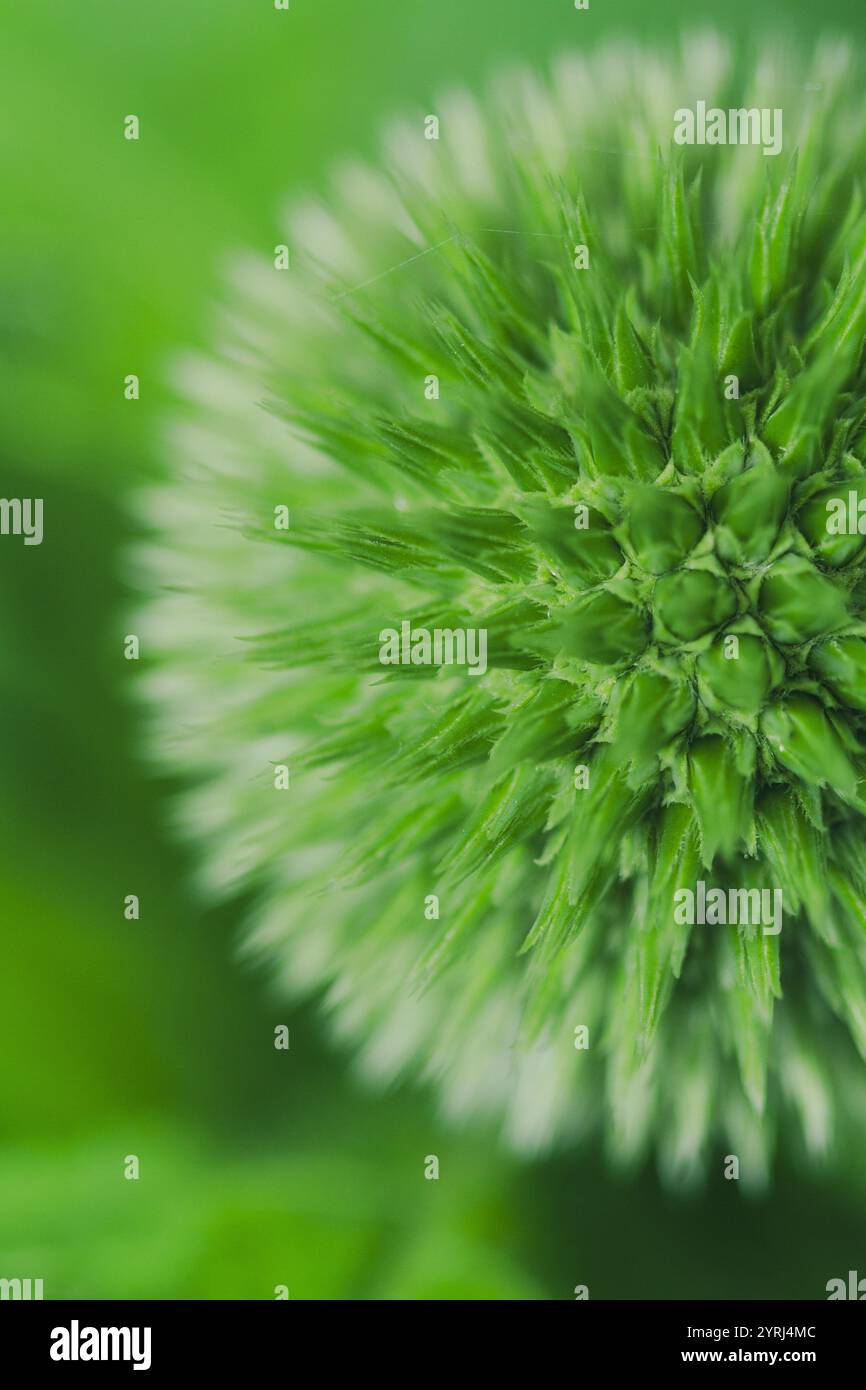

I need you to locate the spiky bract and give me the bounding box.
[138,36,866,1187]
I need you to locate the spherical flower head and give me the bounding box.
[137,35,866,1188]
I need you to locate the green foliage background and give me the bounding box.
[2,0,866,1299]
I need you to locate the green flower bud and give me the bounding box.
[654,569,737,642]
[696,634,783,714]
[560,589,648,665]
[672,346,728,471]
[797,478,866,568]
[625,485,703,575]
[761,695,861,803]
[810,637,866,710]
[712,464,790,565]
[517,502,623,584]
[138,39,866,1188]
[613,301,653,392]
[612,670,696,764]
[688,735,752,865]
[758,554,849,644]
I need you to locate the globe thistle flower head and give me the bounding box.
[139,35,866,1189]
